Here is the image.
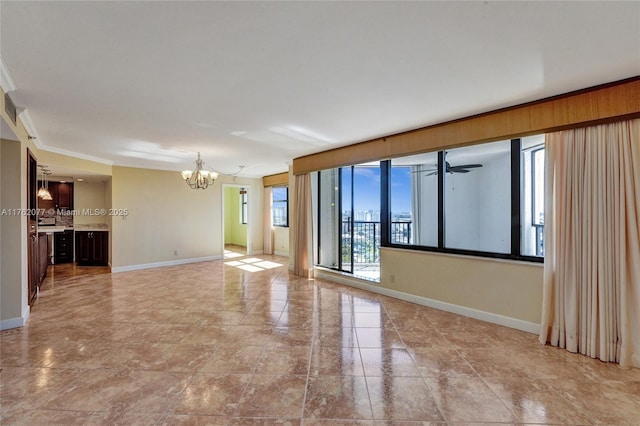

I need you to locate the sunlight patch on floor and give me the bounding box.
[224,254,284,273]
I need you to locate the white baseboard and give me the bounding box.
[274,251,289,257]
[249,250,264,256]
[1,308,30,331]
[112,255,223,273]
[314,268,540,335]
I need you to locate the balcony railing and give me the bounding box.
[341,221,412,264]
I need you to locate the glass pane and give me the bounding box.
[521,134,545,257]
[353,163,380,280]
[444,140,511,253]
[272,187,288,226]
[341,167,353,272]
[318,169,340,268]
[272,201,288,226]
[391,152,438,246]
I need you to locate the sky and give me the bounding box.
[346,166,412,213]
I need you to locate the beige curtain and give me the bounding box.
[292,173,313,277]
[263,187,273,255]
[539,119,640,368]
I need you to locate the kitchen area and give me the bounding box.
[36,168,110,287]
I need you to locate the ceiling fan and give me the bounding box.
[412,152,483,176]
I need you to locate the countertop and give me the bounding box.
[37,226,66,233]
[74,224,109,232]
[38,225,109,233]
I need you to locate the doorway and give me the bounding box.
[222,185,249,255]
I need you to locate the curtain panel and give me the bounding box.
[263,187,273,255]
[292,173,313,277]
[539,119,640,368]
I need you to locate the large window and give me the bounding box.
[313,138,544,282]
[385,138,543,261]
[272,186,288,227]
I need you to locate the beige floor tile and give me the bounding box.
[423,376,515,423]
[173,373,251,416]
[236,374,306,418]
[359,348,421,377]
[309,345,364,377]
[303,375,373,420]
[3,255,638,425]
[254,345,312,375]
[367,376,444,422]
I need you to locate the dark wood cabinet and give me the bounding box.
[56,182,73,209]
[54,230,74,264]
[75,231,108,266]
[37,181,74,211]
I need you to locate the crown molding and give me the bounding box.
[0,55,17,92]
[20,108,113,166]
[37,144,114,166]
[19,109,41,145]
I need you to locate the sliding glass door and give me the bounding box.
[316,163,381,280]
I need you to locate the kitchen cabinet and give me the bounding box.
[54,230,74,264]
[56,182,73,209]
[75,231,108,266]
[37,181,74,211]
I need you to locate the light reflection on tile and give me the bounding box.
[1,252,638,424]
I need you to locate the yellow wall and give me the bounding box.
[74,181,108,225]
[0,139,26,325]
[380,248,543,326]
[224,187,247,247]
[274,227,289,256]
[111,166,222,269]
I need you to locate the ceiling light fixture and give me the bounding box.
[181,152,218,190]
[37,165,53,200]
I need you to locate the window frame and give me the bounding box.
[240,188,248,225]
[530,146,545,257]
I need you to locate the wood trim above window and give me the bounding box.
[293,77,640,175]
[263,172,289,187]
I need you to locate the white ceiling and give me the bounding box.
[1,1,638,178]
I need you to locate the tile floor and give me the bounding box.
[1,250,639,425]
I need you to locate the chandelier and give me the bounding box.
[37,165,53,200]
[181,152,219,190]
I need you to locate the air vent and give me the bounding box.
[4,92,16,124]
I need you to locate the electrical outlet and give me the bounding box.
[174,250,178,256]
[389,274,395,284]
